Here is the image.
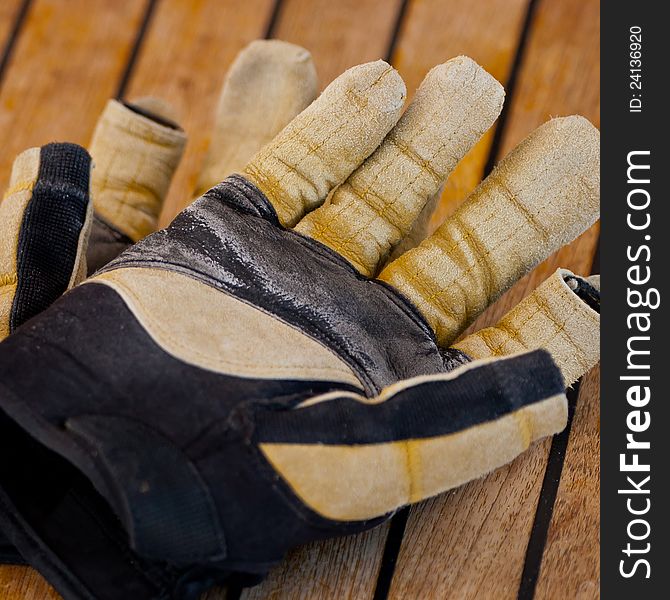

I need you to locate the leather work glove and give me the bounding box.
[0,54,599,600]
[0,39,316,568]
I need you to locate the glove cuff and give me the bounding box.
[0,379,230,600]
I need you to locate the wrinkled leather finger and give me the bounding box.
[86,99,186,273]
[0,144,92,339]
[195,40,318,197]
[379,116,600,345]
[243,60,406,227]
[453,269,600,386]
[295,56,504,276]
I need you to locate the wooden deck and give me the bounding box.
[0,1,599,598]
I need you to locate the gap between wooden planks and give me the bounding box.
[0,0,27,83]
[534,366,600,600]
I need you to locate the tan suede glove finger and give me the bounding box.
[378,116,600,346]
[195,39,318,197]
[243,60,407,227]
[294,56,504,277]
[86,98,186,273]
[452,269,600,385]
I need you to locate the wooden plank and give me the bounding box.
[123,0,276,225]
[0,565,60,600]
[388,0,600,598]
[391,0,531,230]
[242,529,390,600]
[0,1,148,598]
[0,0,147,190]
[534,367,600,600]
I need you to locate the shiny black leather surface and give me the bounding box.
[103,175,448,394]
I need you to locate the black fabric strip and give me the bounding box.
[10,143,90,332]
[564,274,600,314]
[2,283,352,451]
[256,350,563,445]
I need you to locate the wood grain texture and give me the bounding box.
[0,0,147,191]
[535,367,600,600]
[243,528,389,600]
[391,0,530,231]
[272,0,403,90]
[388,0,600,597]
[0,566,59,600]
[122,0,275,225]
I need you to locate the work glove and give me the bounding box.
[0,40,316,568]
[0,54,599,600]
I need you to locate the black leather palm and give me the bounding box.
[109,175,448,393]
[0,175,563,600]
